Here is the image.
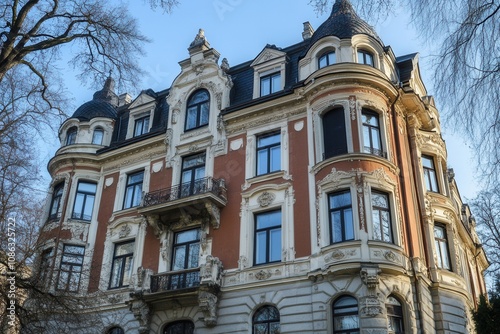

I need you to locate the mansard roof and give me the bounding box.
[71,76,118,121]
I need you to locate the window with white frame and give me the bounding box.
[387,295,405,334]
[109,240,135,289]
[434,224,451,270]
[256,132,281,176]
[422,155,440,193]
[362,109,384,157]
[180,152,206,197]
[57,244,85,292]
[72,181,97,221]
[134,115,150,137]
[170,228,201,290]
[371,190,393,243]
[254,210,282,265]
[332,295,360,334]
[92,127,104,145]
[65,126,77,145]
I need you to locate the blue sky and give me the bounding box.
[51,0,478,199]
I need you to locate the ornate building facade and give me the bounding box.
[35,1,488,333]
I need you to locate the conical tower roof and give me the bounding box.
[307,0,383,48]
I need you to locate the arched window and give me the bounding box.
[185,89,210,131]
[362,109,383,157]
[357,49,374,66]
[163,320,194,334]
[386,296,404,334]
[322,107,347,159]
[66,126,77,145]
[49,183,64,219]
[106,326,124,334]
[92,127,104,145]
[318,50,336,69]
[253,305,280,334]
[332,296,359,334]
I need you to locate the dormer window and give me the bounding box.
[318,51,336,69]
[66,127,77,145]
[357,49,374,66]
[134,115,150,137]
[185,89,210,131]
[92,127,104,145]
[260,72,281,97]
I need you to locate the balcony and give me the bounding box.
[139,177,227,230]
[132,256,223,327]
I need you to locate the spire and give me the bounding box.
[93,75,118,106]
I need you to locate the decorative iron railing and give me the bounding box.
[143,177,226,207]
[363,146,387,158]
[150,268,200,293]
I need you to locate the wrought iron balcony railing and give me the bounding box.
[143,177,226,208]
[150,268,200,293]
[363,146,387,158]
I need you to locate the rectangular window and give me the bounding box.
[134,116,150,137]
[49,183,64,219]
[109,240,135,289]
[57,245,85,292]
[170,228,201,290]
[329,191,354,243]
[422,155,439,192]
[357,50,374,66]
[181,153,206,197]
[72,181,97,220]
[255,210,282,265]
[260,72,281,96]
[39,248,53,288]
[371,191,393,243]
[123,171,144,209]
[434,225,451,270]
[362,110,383,157]
[256,132,281,175]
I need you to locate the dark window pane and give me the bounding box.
[323,107,347,158]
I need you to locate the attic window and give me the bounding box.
[66,127,77,145]
[134,115,150,137]
[357,50,374,66]
[318,51,336,69]
[185,89,210,131]
[260,72,281,97]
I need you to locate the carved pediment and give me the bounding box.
[128,92,157,109]
[251,47,287,67]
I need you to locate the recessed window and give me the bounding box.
[260,72,281,97]
[323,107,348,159]
[185,89,210,131]
[163,321,194,334]
[49,183,64,219]
[134,115,150,137]
[72,181,97,221]
[434,224,451,270]
[39,248,53,289]
[318,51,336,68]
[255,210,282,265]
[371,191,393,243]
[181,152,206,197]
[253,305,280,334]
[123,171,144,209]
[57,244,85,292]
[387,296,405,334]
[170,228,201,290]
[362,110,384,157]
[328,191,354,243]
[109,240,135,289]
[92,127,104,145]
[332,295,359,334]
[422,155,439,192]
[357,49,374,66]
[256,132,281,176]
[66,127,77,145]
